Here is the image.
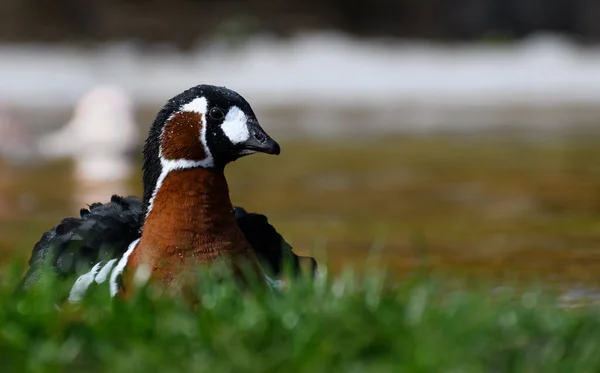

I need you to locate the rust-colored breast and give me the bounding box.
[125,167,264,292]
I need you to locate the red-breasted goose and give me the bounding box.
[19,84,317,301]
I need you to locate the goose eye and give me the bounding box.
[209,107,225,120]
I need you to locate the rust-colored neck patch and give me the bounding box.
[129,167,263,288]
[161,112,207,161]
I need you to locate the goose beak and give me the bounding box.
[241,120,281,155]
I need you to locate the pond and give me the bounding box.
[2,129,599,292]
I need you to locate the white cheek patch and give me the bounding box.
[221,106,250,144]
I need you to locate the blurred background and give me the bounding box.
[1,0,599,291]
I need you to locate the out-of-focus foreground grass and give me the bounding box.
[1,264,600,373]
[2,133,599,372]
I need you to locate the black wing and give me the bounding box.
[19,195,142,290]
[19,196,317,291]
[234,207,317,278]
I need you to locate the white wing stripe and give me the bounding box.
[95,258,117,284]
[68,261,104,303]
[110,238,140,297]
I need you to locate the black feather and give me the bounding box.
[19,196,142,291]
[233,207,317,277]
[20,196,317,291]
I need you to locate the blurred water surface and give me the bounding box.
[1,35,600,293]
[1,106,599,292]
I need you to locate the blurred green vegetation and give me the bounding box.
[2,265,600,372]
[1,135,600,371]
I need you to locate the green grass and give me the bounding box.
[2,264,600,373]
[2,135,600,371]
